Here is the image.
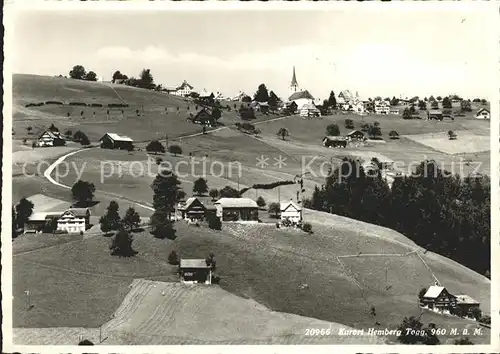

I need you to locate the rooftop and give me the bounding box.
[423,285,445,299]
[289,90,315,101]
[180,259,211,269]
[215,198,258,209]
[101,133,134,142]
[455,294,480,305]
[280,200,302,212]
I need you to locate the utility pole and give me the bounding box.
[24,290,30,310]
[165,134,169,148]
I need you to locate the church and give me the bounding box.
[287,67,320,117]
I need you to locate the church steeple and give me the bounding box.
[290,66,299,95]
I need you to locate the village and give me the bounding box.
[8,8,493,348]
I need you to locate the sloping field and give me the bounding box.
[97,279,385,344]
[403,130,490,155]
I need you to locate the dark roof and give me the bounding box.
[289,90,315,101]
[40,130,64,140]
[63,208,90,217]
[176,80,194,90]
[346,130,364,137]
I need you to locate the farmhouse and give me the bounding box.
[190,108,213,125]
[289,90,315,110]
[280,199,302,224]
[353,101,366,114]
[198,89,212,99]
[37,130,66,147]
[299,103,321,117]
[475,108,490,120]
[346,130,365,141]
[57,208,91,233]
[323,136,347,148]
[171,80,195,97]
[99,133,134,150]
[251,101,270,114]
[374,101,390,115]
[420,285,457,313]
[177,197,216,221]
[455,294,481,315]
[215,198,259,222]
[390,109,400,115]
[428,109,443,120]
[24,212,62,233]
[179,259,212,285]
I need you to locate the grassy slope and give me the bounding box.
[13,219,490,344]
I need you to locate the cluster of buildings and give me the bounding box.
[420,284,482,319]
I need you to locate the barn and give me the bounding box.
[99,133,134,150]
[323,136,347,148]
[179,259,212,284]
[475,108,490,120]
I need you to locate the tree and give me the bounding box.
[26,126,32,134]
[71,180,96,206]
[69,65,86,80]
[64,129,73,138]
[368,124,382,139]
[431,100,439,109]
[48,123,59,132]
[138,68,155,89]
[211,107,222,123]
[469,307,482,320]
[345,119,354,129]
[422,323,440,345]
[302,222,313,233]
[389,130,399,139]
[325,91,337,109]
[150,209,176,239]
[454,337,473,345]
[169,145,182,156]
[112,70,127,83]
[146,140,166,154]
[277,127,289,140]
[15,198,34,229]
[409,104,416,114]
[193,178,209,196]
[396,316,424,344]
[80,134,90,146]
[268,202,281,218]
[360,123,370,132]
[480,98,487,105]
[85,71,98,81]
[256,196,266,209]
[428,95,435,102]
[73,130,85,142]
[326,124,340,136]
[418,287,427,300]
[122,207,141,231]
[207,213,222,230]
[402,108,412,120]
[268,91,279,110]
[460,100,472,112]
[205,253,217,271]
[151,171,184,223]
[100,201,122,234]
[168,251,179,265]
[110,227,136,257]
[436,96,442,101]
[209,188,219,201]
[219,186,240,198]
[448,130,456,140]
[254,84,269,102]
[390,96,399,106]
[442,97,452,109]
[418,100,427,110]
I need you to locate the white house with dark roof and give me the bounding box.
[214,198,259,222]
[57,208,91,233]
[420,285,456,313]
[171,80,195,97]
[99,132,134,150]
[280,199,302,224]
[37,130,66,147]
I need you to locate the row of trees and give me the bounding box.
[69,65,98,81]
[304,159,490,277]
[146,140,182,156]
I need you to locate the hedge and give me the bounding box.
[25,102,45,107]
[108,103,129,108]
[69,102,88,106]
[90,103,103,107]
[45,100,64,105]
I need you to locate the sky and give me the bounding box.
[12,7,495,101]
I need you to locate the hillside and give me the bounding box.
[13,216,490,344]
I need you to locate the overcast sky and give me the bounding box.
[13,8,494,101]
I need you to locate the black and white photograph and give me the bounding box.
[3,1,498,352]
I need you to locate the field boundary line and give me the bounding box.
[415,251,440,285]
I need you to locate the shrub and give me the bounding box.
[168,251,179,265]
[256,196,266,208]
[45,100,64,105]
[108,103,129,108]
[69,102,87,106]
[326,124,340,136]
[207,214,222,230]
[90,103,103,107]
[389,130,399,139]
[302,222,312,233]
[479,315,491,325]
[169,144,182,156]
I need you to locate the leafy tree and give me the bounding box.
[469,307,482,320]
[256,196,266,209]
[122,207,141,231]
[326,124,340,136]
[48,123,59,132]
[69,65,86,80]
[80,134,90,146]
[431,101,439,109]
[389,130,399,139]
[85,71,98,81]
[418,100,427,110]
[150,209,176,239]
[396,316,424,344]
[448,130,456,139]
[390,96,399,106]
[418,287,427,300]
[327,91,337,109]
[138,68,155,89]
[205,252,217,271]
[409,105,416,114]
[268,91,279,110]
[254,83,270,102]
[168,251,179,265]
[302,222,313,233]
[193,178,209,196]
[360,123,370,132]
[110,227,136,257]
[345,119,354,129]
[368,124,382,139]
[209,188,219,201]
[64,129,73,138]
[442,97,452,109]
[15,198,34,229]
[112,70,123,83]
[460,100,472,112]
[169,144,182,156]
[480,98,487,105]
[73,130,85,142]
[207,213,222,230]
[146,140,166,154]
[219,186,240,198]
[71,180,96,206]
[277,127,289,140]
[268,202,280,218]
[241,95,252,103]
[211,107,222,123]
[454,337,473,345]
[26,126,32,134]
[151,172,183,217]
[100,201,122,233]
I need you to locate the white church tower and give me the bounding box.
[289,66,299,96]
